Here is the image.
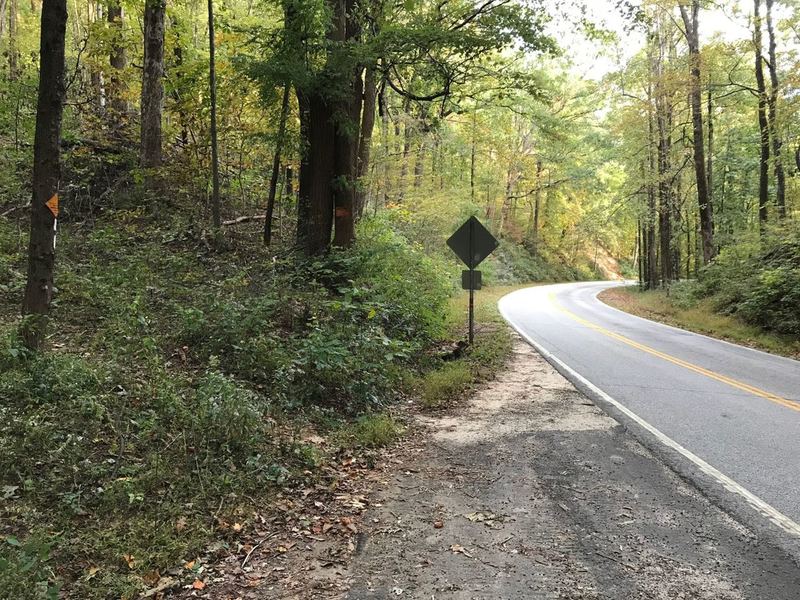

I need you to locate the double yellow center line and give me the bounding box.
[549,293,800,413]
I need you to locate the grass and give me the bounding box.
[416,285,531,409]
[599,285,800,359]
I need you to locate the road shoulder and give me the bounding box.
[346,337,800,599]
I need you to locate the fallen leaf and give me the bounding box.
[450,544,473,558]
[232,522,243,532]
[86,566,100,579]
[192,579,206,590]
[122,553,135,569]
[183,560,196,570]
[142,570,160,586]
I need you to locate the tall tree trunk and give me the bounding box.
[7,0,18,79]
[264,82,291,245]
[21,0,67,350]
[413,137,426,188]
[108,0,128,116]
[296,89,335,255]
[470,106,477,202]
[332,64,362,247]
[654,23,674,284]
[765,0,786,218]
[398,103,412,202]
[141,0,166,170]
[378,76,390,206]
[754,0,770,229]
[679,2,715,263]
[208,0,221,227]
[530,159,542,250]
[0,0,6,39]
[355,64,377,219]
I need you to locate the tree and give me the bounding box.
[208,0,221,227]
[107,0,128,117]
[754,0,770,227]
[680,1,715,263]
[264,82,291,245]
[21,0,67,350]
[765,0,786,218]
[141,0,166,170]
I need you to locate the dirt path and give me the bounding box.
[345,337,800,599]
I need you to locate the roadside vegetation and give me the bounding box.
[0,205,539,598]
[601,225,800,359]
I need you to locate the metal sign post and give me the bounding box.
[446,216,499,345]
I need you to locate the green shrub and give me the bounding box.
[0,535,59,600]
[698,225,800,335]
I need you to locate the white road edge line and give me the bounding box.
[498,295,800,539]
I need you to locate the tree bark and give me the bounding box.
[653,23,674,284]
[296,89,335,255]
[754,0,770,229]
[680,2,715,263]
[107,0,128,116]
[765,0,786,218]
[377,75,390,207]
[332,64,362,248]
[264,82,291,245]
[208,0,221,227]
[141,0,165,170]
[355,64,377,219]
[7,0,18,79]
[21,0,67,350]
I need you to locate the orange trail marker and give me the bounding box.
[46,194,59,218]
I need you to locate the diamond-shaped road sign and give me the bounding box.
[447,216,499,269]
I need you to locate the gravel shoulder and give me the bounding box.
[345,336,800,599]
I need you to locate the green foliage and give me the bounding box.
[488,240,588,284]
[699,226,800,335]
[0,535,59,600]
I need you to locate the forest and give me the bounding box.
[0,0,799,597]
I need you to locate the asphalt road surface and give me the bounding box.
[499,281,800,537]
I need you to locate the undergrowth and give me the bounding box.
[0,211,452,599]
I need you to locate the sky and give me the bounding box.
[541,0,787,80]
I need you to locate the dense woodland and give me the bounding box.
[1,0,799,596]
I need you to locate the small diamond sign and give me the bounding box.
[446,216,499,269]
[446,216,499,344]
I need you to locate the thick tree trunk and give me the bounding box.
[208,0,221,227]
[296,89,335,255]
[765,0,786,218]
[141,0,165,170]
[355,65,377,219]
[754,0,770,229]
[332,66,362,248]
[264,82,291,245]
[21,0,67,350]
[108,0,128,116]
[680,3,715,263]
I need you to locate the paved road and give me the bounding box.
[499,281,800,534]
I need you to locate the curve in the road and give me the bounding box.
[499,281,800,543]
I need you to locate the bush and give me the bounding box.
[699,225,800,335]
